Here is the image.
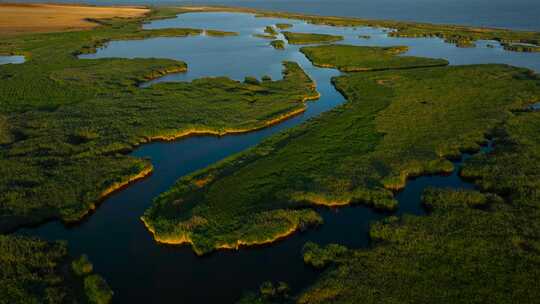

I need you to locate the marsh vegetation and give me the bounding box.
[282,31,343,45]
[0,235,112,304]
[255,10,540,51]
[3,4,540,304]
[143,44,540,254]
[0,6,318,234]
[300,44,448,72]
[239,110,540,303]
[284,111,540,303]
[270,40,286,50]
[275,23,293,30]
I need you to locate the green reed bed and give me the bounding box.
[0,8,318,233]
[143,45,540,255]
[282,31,343,45]
[300,44,448,72]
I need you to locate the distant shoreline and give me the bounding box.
[1,0,539,31]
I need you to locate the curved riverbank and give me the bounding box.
[141,216,317,255]
[98,165,155,199]
[143,91,320,142]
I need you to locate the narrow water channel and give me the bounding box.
[16,11,540,304]
[0,55,25,65]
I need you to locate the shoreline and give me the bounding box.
[176,5,540,52]
[307,61,449,72]
[142,91,320,143]
[141,215,302,255]
[98,165,154,199]
[9,90,321,232]
[2,3,538,50]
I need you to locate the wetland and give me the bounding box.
[2,5,540,304]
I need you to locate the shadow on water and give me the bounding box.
[16,11,537,304]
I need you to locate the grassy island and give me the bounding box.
[204,29,239,37]
[502,43,540,52]
[270,40,286,50]
[300,44,448,72]
[264,25,278,36]
[282,31,343,45]
[253,33,276,39]
[0,7,318,233]
[276,23,293,30]
[142,43,540,254]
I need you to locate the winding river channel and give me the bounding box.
[15,11,540,303]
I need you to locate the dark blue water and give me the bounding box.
[5,0,540,31]
[17,12,539,304]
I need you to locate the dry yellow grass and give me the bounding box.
[0,3,149,35]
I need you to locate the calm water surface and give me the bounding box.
[19,12,540,304]
[0,55,25,65]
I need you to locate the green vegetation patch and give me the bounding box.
[264,25,278,36]
[422,187,490,210]
[282,31,343,45]
[270,40,285,50]
[0,235,112,304]
[0,235,74,303]
[287,111,540,304]
[275,23,293,30]
[253,33,276,39]
[502,43,540,52]
[300,44,448,72]
[444,36,476,48]
[240,93,540,304]
[84,275,114,304]
[0,8,318,233]
[462,111,540,201]
[72,254,94,276]
[239,281,291,304]
[74,27,204,55]
[204,29,239,37]
[143,62,540,254]
[295,192,540,303]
